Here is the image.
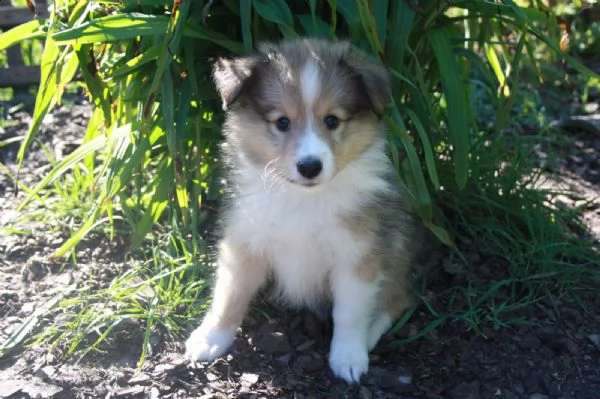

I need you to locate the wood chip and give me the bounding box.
[241,372,259,386]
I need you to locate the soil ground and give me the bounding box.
[0,95,599,398]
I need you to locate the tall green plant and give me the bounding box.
[1,0,593,252]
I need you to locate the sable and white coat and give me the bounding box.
[185,39,416,383]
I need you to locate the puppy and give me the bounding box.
[185,38,416,383]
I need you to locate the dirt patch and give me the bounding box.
[1,100,599,398]
[547,122,600,240]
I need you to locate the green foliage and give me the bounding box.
[0,1,593,248]
[1,0,599,361]
[6,0,595,250]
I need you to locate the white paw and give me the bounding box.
[328,338,369,383]
[185,323,236,362]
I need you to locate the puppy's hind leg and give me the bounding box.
[367,310,393,351]
[368,273,412,351]
[185,239,267,362]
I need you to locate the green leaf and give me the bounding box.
[403,107,440,190]
[17,123,130,212]
[252,0,294,27]
[485,41,510,96]
[53,13,171,43]
[146,3,190,112]
[162,73,176,157]
[82,106,104,173]
[356,0,384,56]
[308,0,319,35]
[74,44,113,125]
[0,19,46,52]
[106,126,152,199]
[387,0,415,71]
[333,0,360,39]
[393,317,446,346]
[17,36,79,170]
[107,44,162,78]
[297,14,329,38]
[424,221,454,248]
[53,208,105,258]
[386,106,432,221]
[371,0,388,48]
[130,161,175,249]
[326,0,338,38]
[428,28,470,189]
[182,24,245,53]
[240,0,253,52]
[333,0,359,27]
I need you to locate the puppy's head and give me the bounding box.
[214,38,390,188]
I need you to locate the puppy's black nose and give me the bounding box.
[297,157,323,179]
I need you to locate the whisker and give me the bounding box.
[261,158,280,180]
[261,158,281,193]
[266,171,285,195]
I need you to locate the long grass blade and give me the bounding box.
[0,19,46,52]
[428,29,470,189]
[240,0,253,52]
[16,36,78,170]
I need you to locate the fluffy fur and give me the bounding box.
[185,38,417,383]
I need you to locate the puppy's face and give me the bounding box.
[214,39,390,188]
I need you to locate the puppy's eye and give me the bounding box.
[324,115,339,130]
[275,117,291,132]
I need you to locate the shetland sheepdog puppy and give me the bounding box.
[185,38,416,383]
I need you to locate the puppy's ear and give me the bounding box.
[212,56,263,110]
[343,49,391,117]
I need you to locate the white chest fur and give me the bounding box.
[228,186,365,306]
[224,142,391,307]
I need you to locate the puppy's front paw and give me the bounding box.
[185,323,236,362]
[328,339,369,383]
